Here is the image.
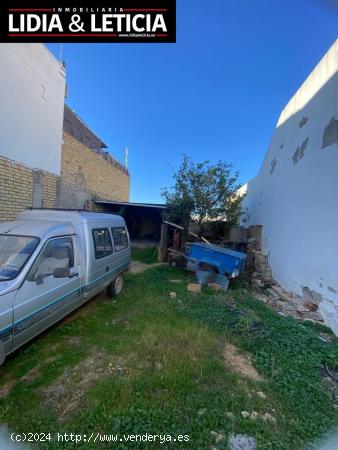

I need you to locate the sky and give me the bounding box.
[47,0,338,203]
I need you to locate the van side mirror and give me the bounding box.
[53,267,70,278]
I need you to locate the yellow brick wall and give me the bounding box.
[0,156,60,222]
[42,172,58,208]
[61,132,130,202]
[0,132,130,221]
[0,156,33,222]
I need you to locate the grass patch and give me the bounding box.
[0,265,338,449]
[131,247,158,264]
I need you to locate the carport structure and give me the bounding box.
[95,201,166,249]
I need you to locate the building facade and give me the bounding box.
[59,106,130,210]
[241,39,338,332]
[0,44,66,175]
[0,44,130,222]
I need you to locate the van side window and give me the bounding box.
[112,227,128,252]
[27,237,74,282]
[92,228,113,259]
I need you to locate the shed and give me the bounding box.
[95,200,166,247]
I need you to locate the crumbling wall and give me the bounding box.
[241,39,338,333]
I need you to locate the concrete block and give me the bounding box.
[266,288,280,299]
[187,283,202,293]
[269,285,292,302]
[208,282,223,292]
[297,303,318,313]
[252,278,264,288]
[255,252,268,266]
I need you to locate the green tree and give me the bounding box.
[162,154,243,248]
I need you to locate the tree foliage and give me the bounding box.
[162,155,244,236]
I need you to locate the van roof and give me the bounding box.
[0,220,76,240]
[17,209,125,224]
[0,210,126,239]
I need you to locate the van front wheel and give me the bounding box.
[107,274,124,298]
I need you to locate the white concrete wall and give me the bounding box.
[241,39,338,332]
[0,44,66,175]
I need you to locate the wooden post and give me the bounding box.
[158,223,168,262]
[173,230,180,251]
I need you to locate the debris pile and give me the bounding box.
[253,283,324,324]
[250,251,273,287]
[166,222,325,325]
[246,225,274,287]
[243,225,324,324]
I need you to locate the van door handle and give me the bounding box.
[69,272,79,278]
[106,266,109,272]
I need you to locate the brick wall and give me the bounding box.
[0,156,33,222]
[0,156,59,222]
[42,172,58,208]
[61,132,130,202]
[0,132,130,221]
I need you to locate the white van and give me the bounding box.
[0,209,131,365]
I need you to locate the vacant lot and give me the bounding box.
[1,252,338,449]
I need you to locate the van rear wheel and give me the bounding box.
[107,274,124,298]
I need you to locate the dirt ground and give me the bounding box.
[223,342,263,381]
[129,260,165,274]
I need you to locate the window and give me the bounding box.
[0,235,39,281]
[112,227,129,252]
[92,228,113,259]
[27,237,74,282]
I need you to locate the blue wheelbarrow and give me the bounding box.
[186,243,247,290]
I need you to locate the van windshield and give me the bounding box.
[0,235,39,281]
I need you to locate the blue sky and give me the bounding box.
[47,0,338,203]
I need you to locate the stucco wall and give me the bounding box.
[60,132,130,207]
[0,44,66,175]
[241,39,338,332]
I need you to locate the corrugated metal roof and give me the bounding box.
[96,200,166,210]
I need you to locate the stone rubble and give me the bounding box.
[246,234,324,324]
[252,280,324,324]
[228,434,257,450]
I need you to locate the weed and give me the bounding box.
[0,265,337,449]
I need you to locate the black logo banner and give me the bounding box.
[0,0,176,43]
